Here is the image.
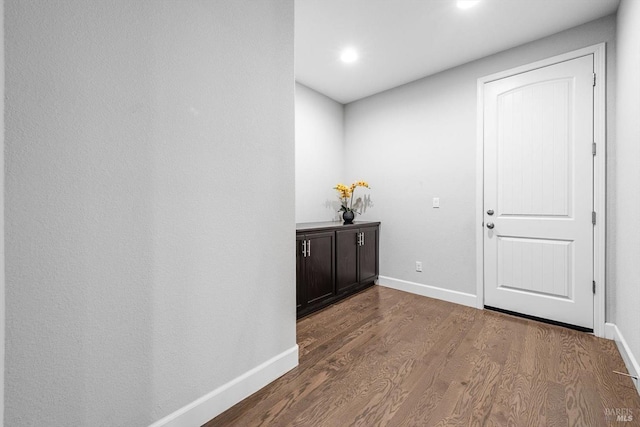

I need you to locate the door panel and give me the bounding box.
[359,227,378,284]
[305,232,335,304]
[497,237,572,298]
[484,55,594,329]
[296,235,305,310]
[336,229,359,293]
[497,79,573,217]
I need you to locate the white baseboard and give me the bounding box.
[378,276,477,308]
[605,322,640,394]
[149,345,299,427]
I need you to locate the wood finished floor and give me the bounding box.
[206,286,640,426]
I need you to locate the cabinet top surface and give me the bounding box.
[296,221,380,233]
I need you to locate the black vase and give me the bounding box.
[342,210,355,225]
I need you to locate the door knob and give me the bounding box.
[487,209,494,216]
[486,222,495,229]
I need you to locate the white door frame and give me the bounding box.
[475,43,607,337]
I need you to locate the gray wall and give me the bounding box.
[614,0,640,365]
[0,0,4,423]
[5,1,295,425]
[295,83,345,223]
[345,16,616,297]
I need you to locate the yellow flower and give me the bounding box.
[333,180,370,212]
[334,183,353,200]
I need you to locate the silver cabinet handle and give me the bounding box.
[362,232,365,246]
[307,239,311,256]
[486,222,495,229]
[302,239,306,257]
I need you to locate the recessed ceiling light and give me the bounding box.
[340,48,358,64]
[457,0,481,10]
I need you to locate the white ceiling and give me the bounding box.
[295,0,619,104]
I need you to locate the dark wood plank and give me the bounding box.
[204,286,640,427]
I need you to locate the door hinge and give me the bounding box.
[592,211,596,225]
[592,72,596,87]
[592,142,597,156]
[593,280,596,294]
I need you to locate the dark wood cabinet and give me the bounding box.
[296,221,380,318]
[296,231,335,315]
[336,226,379,294]
[296,234,305,311]
[336,228,359,293]
[359,226,379,284]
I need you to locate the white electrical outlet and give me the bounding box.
[433,197,440,208]
[416,261,423,272]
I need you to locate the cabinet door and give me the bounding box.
[296,234,306,310]
[305,231,335,304]
[359,226,378,284]
[336,228,359,293]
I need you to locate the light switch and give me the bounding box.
[433,197,440,208]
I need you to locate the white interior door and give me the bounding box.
[483,55,594,329]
